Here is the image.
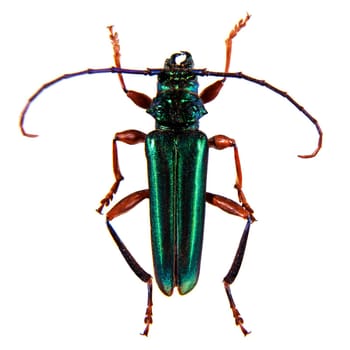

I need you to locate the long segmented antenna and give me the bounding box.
[18,67,151,137]
[19,67,322,158]
[203,70,322,158]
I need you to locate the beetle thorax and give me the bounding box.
[147,52,207,130]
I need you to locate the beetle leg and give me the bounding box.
[206,192,251,220]
[209,134,255,218]
[206,191,252,335]
[107,26,152,109]
[105,189,153,336]
[199,13,251,104]
[106,189,149,221]
[97,129,146,213]
[223,217,252,336]
[224,13,251,74]
[208,134,255,335]
[199,79,225,104]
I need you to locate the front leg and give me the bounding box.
[199,14,251,104]
[107,26,152,109]
[97,129,146,213]
[208,134,254,218]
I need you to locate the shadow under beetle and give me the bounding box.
[20,14,322,336]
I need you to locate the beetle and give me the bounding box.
[19,14,322,336]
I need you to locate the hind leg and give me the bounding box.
[105,189,153,336]
[206,192,254,335]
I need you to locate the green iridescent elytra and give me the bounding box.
[145,52,209,295]
[146,130,208,295]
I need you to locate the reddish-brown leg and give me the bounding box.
[107,26,152,109]
[199,13,251,104]
[224,13,251,74]
[106,189,149,221]
[209,134,254,217]
[205,192,251,220]
[206,192,253,335]
[97,130,146,213]
[106,189,153,336]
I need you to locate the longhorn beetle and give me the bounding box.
[20,14,322,336]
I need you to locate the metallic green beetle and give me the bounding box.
[102,49,256,336]
[19,15,322,337]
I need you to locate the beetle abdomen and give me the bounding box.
[145,130,208,295]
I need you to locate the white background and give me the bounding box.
[1,0,349,349]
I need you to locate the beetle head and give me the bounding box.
[164,51,194,69]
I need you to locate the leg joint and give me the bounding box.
[208,134,236,150]
[114,129,146,145]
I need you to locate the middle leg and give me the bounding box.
[97,129,146,213]
[209,134,255,217]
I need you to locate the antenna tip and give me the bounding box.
[21,129,39,138]
[297,151,319,159]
